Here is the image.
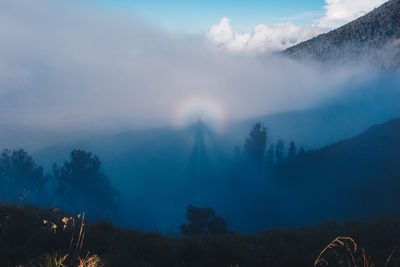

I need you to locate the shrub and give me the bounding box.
[180,205,227,235]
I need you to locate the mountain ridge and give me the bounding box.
[283,0,400,67]
[274,116,400,222]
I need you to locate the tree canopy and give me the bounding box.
[0,149,47,205]
[53,149,119,218]
[244,123,267,166]
[181,205,227,235]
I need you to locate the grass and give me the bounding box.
[1,203,400,266]
[314,236,373,267]
[35,212,103,267]
[314,236,400,267]
[27,253,102,267]
[1,204,103,267]
[32,253,68,267]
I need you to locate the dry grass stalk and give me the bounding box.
[385,246,397,266]
[314,236,374,267]
[69,217,76,250]
[34,253,69,267]
[78,253,103,267]
[75,213,85,252]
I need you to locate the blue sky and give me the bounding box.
[98,0,325,33]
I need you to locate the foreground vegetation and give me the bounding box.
[1,204,400,267]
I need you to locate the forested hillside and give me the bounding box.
[283,0,400,68]
[274,117,400,221]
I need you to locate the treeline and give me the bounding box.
[0,149,119,220]
[234,122,305,169]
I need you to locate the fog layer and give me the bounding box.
[0,0,373,137]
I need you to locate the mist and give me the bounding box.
[0,0,375,140]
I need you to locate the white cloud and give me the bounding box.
[207,17,326,54]
[317,0,388,28]
[207,0,388,54]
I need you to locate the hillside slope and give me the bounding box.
[276,117,400,222]
[283,0,400,67]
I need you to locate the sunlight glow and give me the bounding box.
[173,96,226,133]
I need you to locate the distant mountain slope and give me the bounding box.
[276,117,400,222]
[229,73,400,149]
[283,0,400,67]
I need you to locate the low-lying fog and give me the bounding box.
[1,0,400,233]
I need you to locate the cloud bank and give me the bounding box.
[206,17,326,54]
[318,0,388,28]
[207,0,388,54]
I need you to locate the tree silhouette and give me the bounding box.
[180,205,227,235]
[208,216,228,235]
[288,142,297,160]
[0,149,47,205]
[244,123,267,166]
[275,139,285,164]
[53,150,119,218]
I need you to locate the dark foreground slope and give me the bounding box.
[283,0,400,67]
[1,204,400,267]
[274,117,400,223]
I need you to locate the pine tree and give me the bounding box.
[244,123,268,166]
[275,139,285,164]
[288,142,297,159]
